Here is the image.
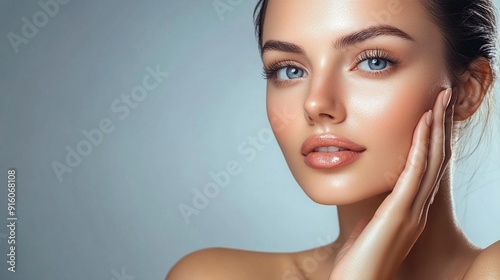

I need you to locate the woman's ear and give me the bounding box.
[453,57,493,121]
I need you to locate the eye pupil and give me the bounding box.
[368,58,387,70]
[286,67,303,79]
[273,65,305,81]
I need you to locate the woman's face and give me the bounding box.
[263,0,452,205]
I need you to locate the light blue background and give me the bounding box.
[0,1,499,279]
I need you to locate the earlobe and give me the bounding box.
[453,57,493,121]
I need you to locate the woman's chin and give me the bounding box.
[297,182,392,206]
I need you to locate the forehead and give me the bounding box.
[262,0,442,48]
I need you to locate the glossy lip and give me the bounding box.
[301,134,366,169]
[301,134,366,156]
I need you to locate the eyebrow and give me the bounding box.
[261,25,415,56]
[261,40,305,55]
[333,25,414,49]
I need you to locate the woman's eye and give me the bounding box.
[276,66,305,80]
[357,58,392,72]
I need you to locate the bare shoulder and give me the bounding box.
[165,247,293,280]
[464,241,500,279]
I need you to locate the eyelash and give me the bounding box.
[354,49,401,76]
[262,60,302,80]
[262,49,401,82]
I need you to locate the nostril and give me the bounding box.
[319,113,335,120]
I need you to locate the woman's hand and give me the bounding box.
[329,88,454,280]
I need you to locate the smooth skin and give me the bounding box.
[167,0,500,279]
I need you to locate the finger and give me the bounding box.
[388,109,432,209]
[412,88,451,211]
[426,88,456,207]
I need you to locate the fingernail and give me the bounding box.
[426,110,433,126]
[443,88,452,108]
[430,193,436,205]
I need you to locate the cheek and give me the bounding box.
[348,75,439,188]
[266,86,307,176]
[266,82,305,136]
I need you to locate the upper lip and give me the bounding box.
[301,134,366,156]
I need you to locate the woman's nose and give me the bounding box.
[303,74,346,126]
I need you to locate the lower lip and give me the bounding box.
[304,151,363,169]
